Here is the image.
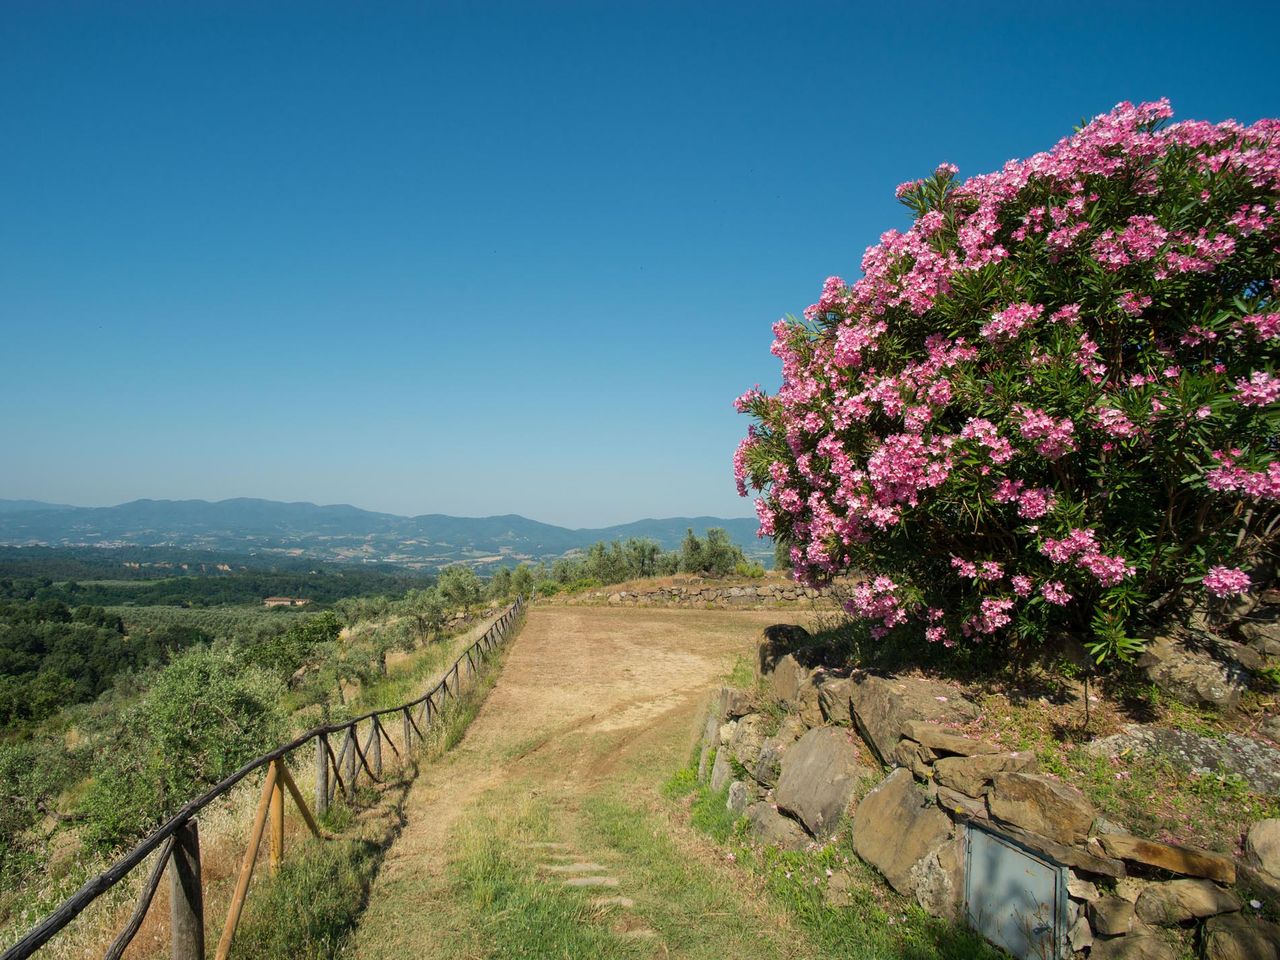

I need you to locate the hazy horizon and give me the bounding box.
[0,492,757,529]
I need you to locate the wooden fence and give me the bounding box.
[1,596,527,960]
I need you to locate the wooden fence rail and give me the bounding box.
[1,596,527,960]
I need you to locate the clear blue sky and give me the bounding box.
[1,1,1274,527]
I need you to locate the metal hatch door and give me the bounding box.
[964,824,1068,960]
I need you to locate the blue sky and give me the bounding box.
[1,1,1275,527]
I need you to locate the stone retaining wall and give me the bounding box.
[548,580,839,609]
[697,624,1280,960]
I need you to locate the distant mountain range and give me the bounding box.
[0,498,769,569]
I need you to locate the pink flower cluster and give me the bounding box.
[845,576,910,638]
[1205,451,1280,500]
[1238,313,1280,339]
[738,99,1280,649]
[1203,565,1251,597]
[981,303,1043,342]
[1234,371,1280,407]
[1040,528,1136,587]
[963,598,1015,637]
[991,479,1057,518]
[1014,406,1077,459]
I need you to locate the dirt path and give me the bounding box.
[350,605,820,959]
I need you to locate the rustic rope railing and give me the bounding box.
[1,596,527,960]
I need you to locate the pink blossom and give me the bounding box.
[1203,565,1251,597]
[1016,487,1057,519]
[964,598,1015,636]
[1040,581,1072,605]
[1237,313,1280,340]
[1014,406,1077,459]
[1093,406,1138,438]
[1235,371,1280,407]
[981,302,1043,342]
[1116,291,1152,317]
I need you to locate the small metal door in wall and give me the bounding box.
[964,824,1068,960]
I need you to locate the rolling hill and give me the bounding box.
[0,498,769,568]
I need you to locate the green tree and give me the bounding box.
[438,565,483,615]
[488,567,514,601]
[400,587,446,643]
[511,564,534,597]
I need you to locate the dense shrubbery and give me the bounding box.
[736,100,1279,661]
[79,648,286,851]
[0,599,210,726]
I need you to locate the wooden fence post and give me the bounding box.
[215,762,278,960]
[370,718,383,778]
[268,760,284,873]
[343,726,356,798]
[315,734,329,820]
[170,820,204,960]
[402,706,413,757]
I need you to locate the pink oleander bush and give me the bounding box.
[735,100,1280,662]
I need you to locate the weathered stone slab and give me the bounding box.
[751,715,806,788]
[717,686,753,720]
[1097,833,1235,884]
[935,785,988,821]
[701,711,719,745]
[1247,820,1280,889]
[893,739,935,780]
[710,748,732,792]
[1134,878,1241,925]
[849,675,979,764]
[728,713,770,771]
[823,871,855,908]
[933,751,1036,798]
[817,675,854,726]
[910,832,964,920]
[745,801,810,851]
[1090,895,1136,935]
[901,720,1000,757]
[697,744,711,782]
[770,654,808,702]
[1068,913,1093,953]
[726,779,756,815]
[1067,874,1100,902]
[776,727,864,839]
[987,772,1095,846]
[1090,928,1180,960]
[1136,634,1252,711]
[1203,912,1280,960]
[853,768,953,895]
[1085,724,1280,795]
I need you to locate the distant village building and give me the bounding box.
[263,596,311,608]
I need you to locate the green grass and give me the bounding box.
[230,835,384,960]
[444,807,650,960]
[725,653,756,689]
